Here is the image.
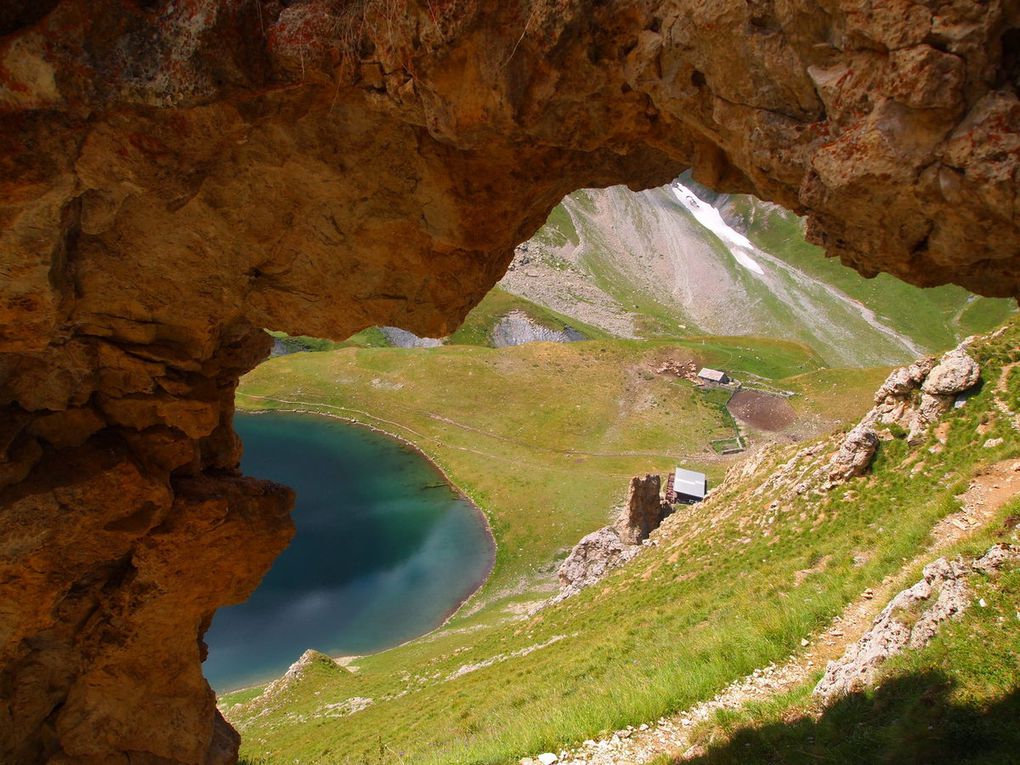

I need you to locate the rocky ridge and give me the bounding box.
[2,1,1020,761]
[821,342,982,481]
[380,326,444,348]
[815,543,1020,701]
[748,341,985,505]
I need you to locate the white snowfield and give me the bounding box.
[670,182,766,275]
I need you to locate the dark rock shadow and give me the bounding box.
[681,672,1019,764]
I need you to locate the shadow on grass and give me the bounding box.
[681,671,1019,764]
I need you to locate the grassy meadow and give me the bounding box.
[236,332,836,599]
[675,500,1020,765]
[223,305,1018,764]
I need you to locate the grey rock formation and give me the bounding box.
[814,557,971,702]
[556,474,671,601]
[816,543,1020,703]
[863,342,981,443]
[555,527,640,601]
[490,311,586,348]
[381,327,444,348]
[873,356,937,407]
[827,425,880,483]
[972,543,1020,576]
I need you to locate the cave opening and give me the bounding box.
[2,1,1019,763]
[210,176,1016,757]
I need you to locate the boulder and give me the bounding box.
[922,348,981,396]
[873,356,936,403]
[908,393,956,442]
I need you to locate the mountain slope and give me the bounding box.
[500,181,1015,367]
[225,320,1019,765]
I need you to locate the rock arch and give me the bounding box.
[1,1,1018,762]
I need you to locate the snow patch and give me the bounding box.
[670,183,766,276]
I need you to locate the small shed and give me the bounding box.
[672,467,707,504]
[697,367,730,385]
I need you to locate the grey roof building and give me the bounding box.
[697,367,730,384]
[672,467,707,503]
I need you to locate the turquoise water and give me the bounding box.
[203,412,495,691]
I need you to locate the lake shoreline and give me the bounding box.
[217,401,498,697]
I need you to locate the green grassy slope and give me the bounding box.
[677,504,1020,765]
[225,319,1019,765]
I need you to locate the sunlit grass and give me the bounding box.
[226,319,1019,765]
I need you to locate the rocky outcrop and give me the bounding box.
[556,527,642,601]
[912,347,984,437]
[490,311,585,348]
[826,425,880,483]
[869,356,938,424]
[380,327,444,348]
[972,542,1020,575]
[557,474,670,600]
[823,344,983,486]
[923,348,982,397]
[0,327,295,765]
[746,342,989,510]
[814,556,971,701]
[614,474,671,545]
[1,1,1019,761]
[814,544,1020,702]
[865,341,982,442]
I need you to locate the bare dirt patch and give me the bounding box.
[728,389,797,431]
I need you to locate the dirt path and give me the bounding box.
[992,361,1019,433]
[526,458,1020,765]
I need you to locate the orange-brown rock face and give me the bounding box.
[1,1,1018,762]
